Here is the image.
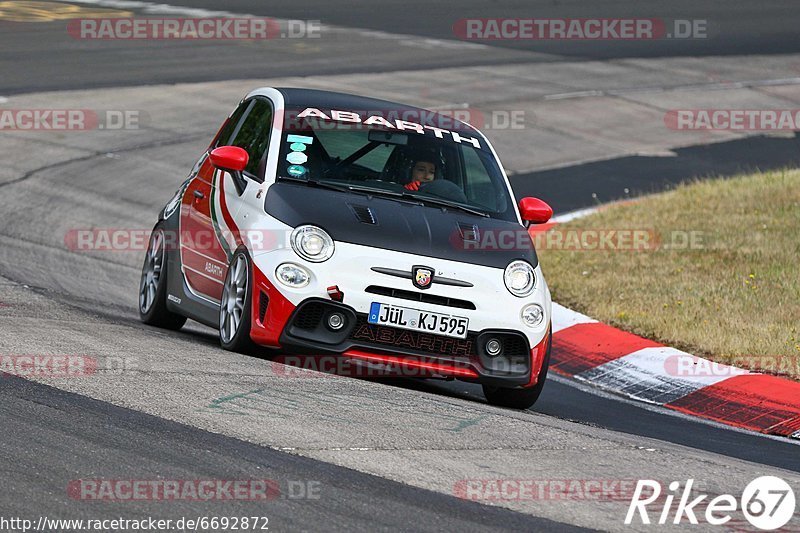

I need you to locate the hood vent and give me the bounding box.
[458,222,480,242]
[350,204,376,225]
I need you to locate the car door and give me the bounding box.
[179,154,228,303]
[180,97,274,303]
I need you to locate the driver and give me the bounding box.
[404,159,437,191]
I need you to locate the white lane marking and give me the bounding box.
[551,302,597,333]
[68,0,486,50]
[575,347,746,405]
[545,90,604,100]
[552,206,601,223]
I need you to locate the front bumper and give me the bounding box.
[274,297,550,388]
[248,241,552,388]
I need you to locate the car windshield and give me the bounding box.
[276,109,518,221]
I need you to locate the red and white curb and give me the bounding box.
[544,209,799,440]
[550,289,800,440]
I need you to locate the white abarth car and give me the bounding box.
[139,88,554,408]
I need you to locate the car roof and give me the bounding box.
[273,87,480,134]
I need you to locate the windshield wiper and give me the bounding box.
[278,177,415,202]
[277,175,352,193]
[407,195,490,218]
[356,185,489,217]
[277,177,487,216]
[342,185,426,206]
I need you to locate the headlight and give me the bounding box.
[504,260,535,297]
[276,263,310,288]
[291,225,334,262]
[521,304,544,327]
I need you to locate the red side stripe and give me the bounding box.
[551,322,661,377]
[666,374,800,437]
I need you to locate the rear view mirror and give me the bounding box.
[368,130,409,146]
[210,146,248,173]
[519,197,553,224]
[210,146,249,195]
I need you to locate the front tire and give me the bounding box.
[219,249,257,353]
[138,224,187,330]
[482,333,551,409]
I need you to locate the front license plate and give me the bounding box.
[368,302,469,339]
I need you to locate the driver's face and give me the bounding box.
[412,161,436,183]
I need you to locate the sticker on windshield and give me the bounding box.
[287,165,307,177]
[296,107,483,149]
[286,134,313,167]
[286,152,308,165]
[287,134,313,145]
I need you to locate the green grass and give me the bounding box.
[539,169,800,379]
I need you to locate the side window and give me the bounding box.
[214,101,252,148]
[229,98,274,181]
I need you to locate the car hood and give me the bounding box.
[264,182,538,270]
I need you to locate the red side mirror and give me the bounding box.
[210,146,248,173]
[519,197,553,224]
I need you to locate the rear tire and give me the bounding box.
[482,333,551,409]
[138,223,187,330]
[219,249,257,353]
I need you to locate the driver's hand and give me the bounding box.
[404,181,421,191]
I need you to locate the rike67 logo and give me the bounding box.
[626,477,796,530]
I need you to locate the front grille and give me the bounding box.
[500,334,528,357]
[293,302,326,330]
[349,315,477,358]
[365,285,476,310]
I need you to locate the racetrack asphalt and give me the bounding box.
[1,1,799,531]
[0,374,585,532]
[2,0,799,94]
